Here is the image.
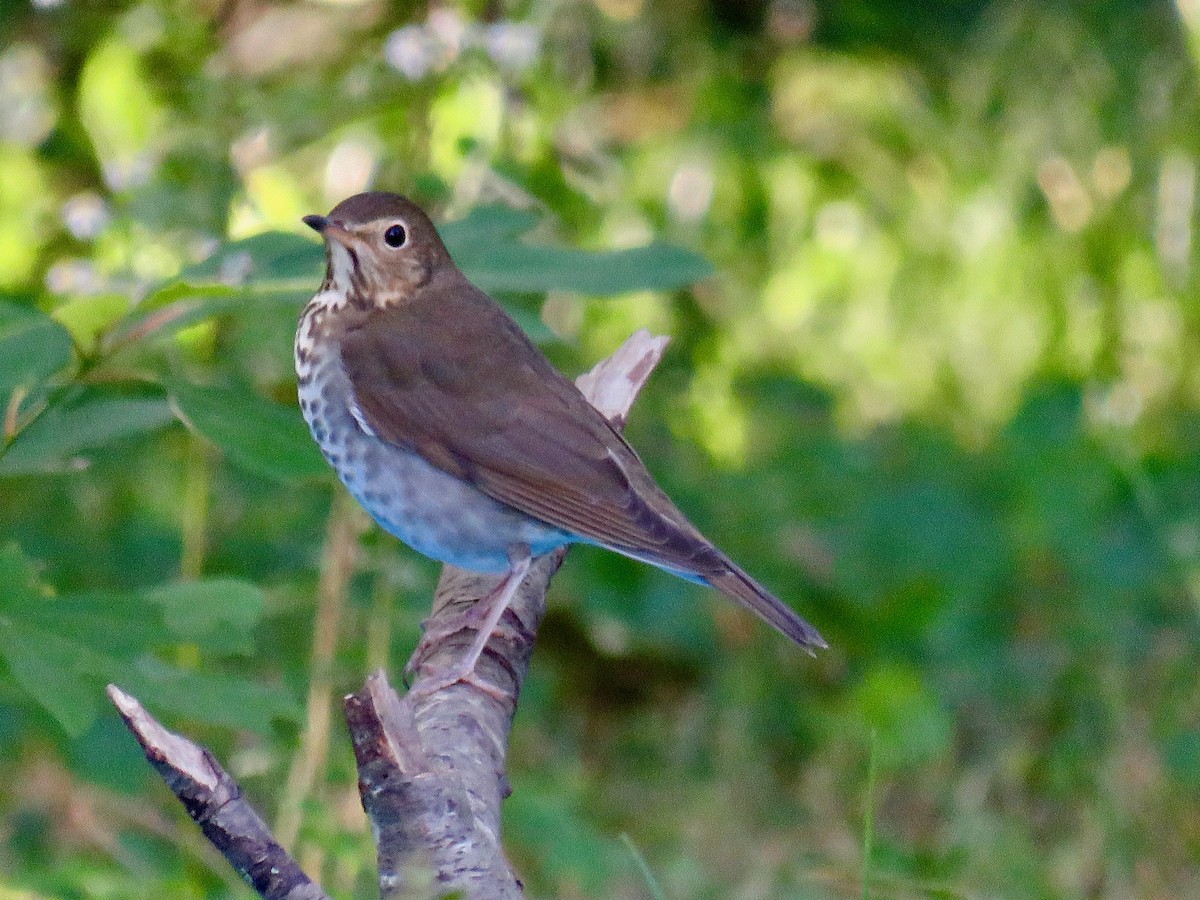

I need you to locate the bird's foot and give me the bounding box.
[410,600,518,662]
[404,549,533,686]
[404,600,520,681]
[407,660,510,703]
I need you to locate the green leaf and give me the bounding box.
[0,547,108,735]
[108,205,707,356]
[0,613,298,736]
[0,617,110,735]
[167,378,328,482]
[0,301,74,401]
[0,542,44,608]
[454,239,713,296]
[121,282,241,330]
[0,387,176,476]
[121,657,299,733]
[108,233,321,345]
[12,591,172,658]
[439,204,541,248]
[178,231,323,285]
[51,293,131,350]
[440,204,712,295]
[849,665,952,771]
[142,579,265,655]
[1162,728,1200,789]
[111,285,306,351]
[6,580,264,659]
[0,558,292,735]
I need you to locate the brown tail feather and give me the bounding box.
[707,564,826,652]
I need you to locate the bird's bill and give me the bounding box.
[302,214,356,246]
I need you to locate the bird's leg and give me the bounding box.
[405,568,525,681]
[407,546,532,702]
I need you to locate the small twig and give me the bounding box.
[277,488,369,852]
[861,729,879,900]
[4,385,27,442]
[180,436,212,580]
[620,833,666,900]
[107,685,331,900]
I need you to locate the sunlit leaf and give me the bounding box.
[848,665,953,771]
[0,388,176,476]
[143,579,265,655]
[51,293,130,350]
[0,147,51,287]
[167,378,328,482]
[77,38,163,190]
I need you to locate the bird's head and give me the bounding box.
[303,192,452,307]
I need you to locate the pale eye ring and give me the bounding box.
[384,224,407,248]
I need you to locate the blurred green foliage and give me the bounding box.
[2,0,1200,897]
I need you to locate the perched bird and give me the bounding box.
[296,192,824,696]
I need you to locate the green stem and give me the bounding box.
[862,729,879,900]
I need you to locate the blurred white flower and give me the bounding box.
[101,154,154,191]
[483,22,540,72]
[668,160,715,224]
[325,134,380,202]
[427,7,470,60]
[0,44,57,146]
[218,251,254,286]
[385,14,540,80]
[385,25,438,80]
[814,201,863,251]
[45,258,101,295]
[62,192,110,240]
[230,126,272,175]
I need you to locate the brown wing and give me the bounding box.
[338,275,725,577]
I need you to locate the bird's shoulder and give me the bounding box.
[337,270,617,455]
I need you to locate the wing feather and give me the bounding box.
[338,276,724,576]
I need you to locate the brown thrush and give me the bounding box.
[296,192,825,696]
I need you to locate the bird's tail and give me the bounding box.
[707,563,826,653]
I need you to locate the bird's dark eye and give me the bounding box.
[384,224,407,248]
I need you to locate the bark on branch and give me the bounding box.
[109,329,668,898]
[106,685,330,900]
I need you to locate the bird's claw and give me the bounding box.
[407,661,510,703]
[403,603,520,683]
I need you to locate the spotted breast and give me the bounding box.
[294,289,573,573]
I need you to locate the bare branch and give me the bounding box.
[107,685,331,900]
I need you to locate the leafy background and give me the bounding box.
[2,0,1200,897]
